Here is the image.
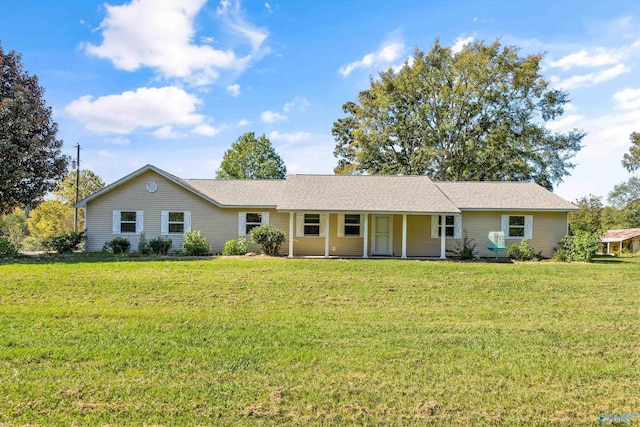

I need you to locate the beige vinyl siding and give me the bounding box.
[456,211,567,258]
[292,213,365,257]
[85,170,289,254]
[406,215,440,257]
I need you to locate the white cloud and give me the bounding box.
[613,88,640,110]
[339,30,405,76]
[268,131,311,143]
[391,55,415,73]
[547,48,623,70]
[83,0,266,85]
[226,84,241,96]
[192,124,222,136]
[283,96,311,112]
[451,36,474,54]
[104,136,131,145]
[98,149,115,158]
[265,2,272,13]
[261,110,286,123]
[65,86,204,134]
[546,41,640,73]
[217,0,269,52]
[237,119,251,126]
[153,125,182,139]
[545,114,585,132]
[557,64,629,89]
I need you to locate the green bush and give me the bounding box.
[559,231,601,262]
[507,239,539,261]
[137,233,151,255]
[181,230,210,256]
[448,231,477,260]
[103,237,131,254]
[249,224,285,256]
[47,231,85,254]
[222,237,249,256]
[552,247,569,262]
[149,236,173,255]
[0,237,19,258]
[20,236,42,252]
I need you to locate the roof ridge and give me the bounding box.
[184,178,286,182]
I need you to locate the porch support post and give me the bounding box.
[363,214,369,258]
[324,214,330,258]
[607,242,610,255]
[288,212,294,258]
[401,214,407,259]
[440,214,446,260]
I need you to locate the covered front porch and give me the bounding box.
[284,212,455,259]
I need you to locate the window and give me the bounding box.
[344,214,361,236]
[431,214,462,238]
[120,211,137,233]
[245,213,262,234]
[338,214,362,237]
[508,215,525,237]
[238,212,269,236]
[304,214,320,236]
[502,215,533,239]
[113,210,143,235]
[161,211,191,235]
[168,212,185,234]
[295,213,326,237]
[439,215,455,237]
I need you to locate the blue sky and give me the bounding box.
[1,0,639,203]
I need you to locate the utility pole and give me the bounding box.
[74,144,80,233]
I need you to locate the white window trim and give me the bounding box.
[430,214,462,239]
[161,210,191,235]
[501,214,533,239]
[337,214,364,238]
[238,212,269,237]
[113,210,143,235]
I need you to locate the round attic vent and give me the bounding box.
[146,181,158,193]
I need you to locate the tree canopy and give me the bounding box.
[332,39,584,190]
[27,169,105,240]
[621,132,640,173]
[608,176,640,210]
[0,43,69,213]
[216,132,287,179]
[569,195,603,234]
[54,169,106,206]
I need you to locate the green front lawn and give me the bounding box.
[1,256,639,425]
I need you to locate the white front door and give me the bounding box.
[372,215,392,255]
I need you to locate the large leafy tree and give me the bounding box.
[333,40,584,190]
[569,195,603,234]
[216,132,287,179]
[54,169,106,206]
[0,43,69,212]
[621,132,640,173]
[0,207,27,245]
[608,176,640,210]
[27,169,105,240]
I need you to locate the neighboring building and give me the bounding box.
[600,229,640,254]
[75,165,578,258]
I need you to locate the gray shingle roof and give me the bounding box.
[435,182,578,211]
[183,179,286,207]
[77,165,577,213]
[279,175,460,213]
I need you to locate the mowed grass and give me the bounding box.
[1,256,639,426]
